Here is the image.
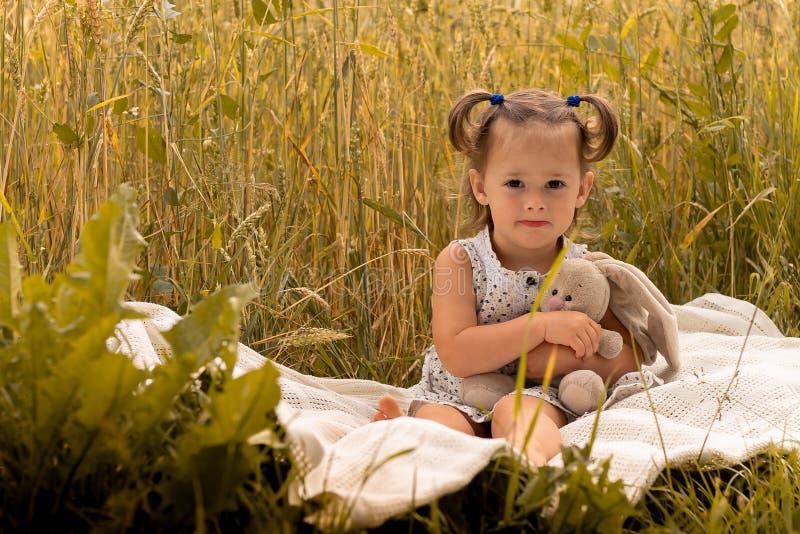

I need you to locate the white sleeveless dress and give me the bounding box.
[408,226,589,423]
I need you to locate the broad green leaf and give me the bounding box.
[164,186,180,206]
[726,152,742,166]
[712,4,736,25]
[356,42,391,58]
[212,220,223,249]
[620,13,636,39]
[684,97,712,118]
[218,93,239,121]
[173,33,192,44]
[162,284,258,372]
[136,125,167,164]
[716,43,733,74]
[65,186,146,312]
[164,363,280,515]
[687,82,709,97]
[112,96,129,115]
[74,353,144,429]
[252,0,280,24]
[0,223,21,327]
[640,47,660,71]
[53,123,79,146]
[185,364,279,447]
[715,15,739,42]
[579,22,592,43]
[556,33,583,51]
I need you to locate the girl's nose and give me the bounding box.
[524,192,544,210]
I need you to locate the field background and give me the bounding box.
[2,0,799,529]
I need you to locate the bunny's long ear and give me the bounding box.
[584,252,680,370]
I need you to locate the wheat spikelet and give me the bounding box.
[137,49,163,87]
[479,45,495,88]
[397,248,430,257]
[77,0,104,49]
[32,0,62,32]
[282,287,331,312]
[230,201,272,242]
[279,328,350,348]
[124,0,155,50]
[3,34,22,91]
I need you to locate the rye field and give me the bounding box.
[1,0,799,531]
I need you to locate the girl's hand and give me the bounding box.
[536,311,601,358]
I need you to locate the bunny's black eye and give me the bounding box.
[565,295,572,302]
[552,289,558,295]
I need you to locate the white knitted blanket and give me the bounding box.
[116,293,800,528]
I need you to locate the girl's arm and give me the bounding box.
[524,308,640,384]
[432,243,601,378]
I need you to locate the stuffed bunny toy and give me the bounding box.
[460,252,680,415]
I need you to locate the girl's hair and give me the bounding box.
[448,88,619,233]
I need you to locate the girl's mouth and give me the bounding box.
[519,220,547,227]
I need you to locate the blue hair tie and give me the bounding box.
[490,93,504,105]
[566,95,581,107]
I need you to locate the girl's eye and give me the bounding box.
[505,179,523,188]
[545,180,566,189]
[565,295,572,302]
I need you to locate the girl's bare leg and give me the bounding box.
[414,403,488,436]
[491,394,566,466]
[372,395,487,437]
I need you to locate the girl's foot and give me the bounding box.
[371,395,405,422]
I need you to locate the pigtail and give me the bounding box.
[447,90,493,158]
[576,94,619,163]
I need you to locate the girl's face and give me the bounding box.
[468,119,594,272]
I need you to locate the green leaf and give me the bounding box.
[212,220,223,249]
[716,43,734,74]
[162,284,258,372]
[164,186,180,206]
[136,125,167,164]
[74,354,144,429]
[112,96,129,115]
[687,82,709,97]
[714,15,739,42]
[620,13,637,39]
[65,185,146,312]
[712,4,736,25]
[173,33,192,44]
[555,33,583,51]
[641,46,660,71]
[218,93,239,121]
[190,364,279,447]
[0,223,21,328]
[356,42,391,58]
[252,0,280,24]
[164,362,280,516]
[53,123,79,146]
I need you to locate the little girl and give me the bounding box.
[376,88,641,466]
